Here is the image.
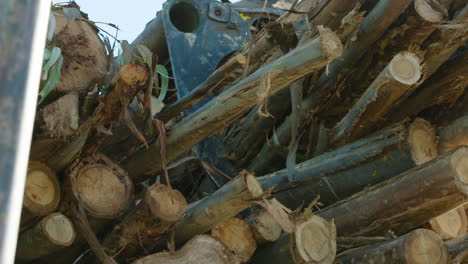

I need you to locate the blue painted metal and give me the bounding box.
[162,0,249,105]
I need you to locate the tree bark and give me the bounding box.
[318,146,468,236]
[21,161,60,229]
[335,229,450,264]
[446,235,468,257]
[174,171,263,246]
[257,121,427,209]
[121,27,343,183]
[330,52,423,145]
[250,215,336,264]
[211,218,257,262]
[439,114,468,154]
[387,50,468,123]
[132,235,240,264]
[41,92,79,138]
[16,213,76,260]
[99,184,186,263]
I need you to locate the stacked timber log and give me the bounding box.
[16,0,468,263]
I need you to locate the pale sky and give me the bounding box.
[55,0,166,42]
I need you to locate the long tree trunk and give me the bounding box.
[335,229,450,264]
[16,213,76,260]
[248,0,414,175]
[250,215,336,264]
[121,27,343,183]
[330,52,423,145]
[318,146,468,236]
[257,119,434,209]
[174,172,263,246]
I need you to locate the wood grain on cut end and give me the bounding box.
[251,210,283,243]
[244,171,264,198]
[211,218,257,262]
[71,160,133,219]
[404,229,450,264]
[42,212,76,247]
[430,207,467,240]
[317,25,343,60]
[408,118,438,165]
[145,184,186,223]
[24,161,60,216]
[295,215,336,263]
[389,52,422,85]
[415,0,446,22]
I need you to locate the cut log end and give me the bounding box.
[71,162,133,219]
[415,0,446,23]
[145,184,187,223]
[211,218,257,262]
[42,213,76,247]
[389,52,422,85]
[243,171,264,198]
[404,229,450,264]
[24,161,60,216]
[408,118,438,165]
[317,25,343,60]
[430,207,467,240]
[295,215,336,263]
[251,210,283,243]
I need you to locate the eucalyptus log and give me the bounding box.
[430,206,467,240]
[67,154,133,219]
[45,64,148,172]
[387,50,468,123]
[257,119,433,209]
[250,215,336,264]
[16,213,76,260]
[154,0,361,123]
[439,114,468,154]
[318,146,468,236]
[132,235,240,264]
[21,161,60,229]
[211,218,257,262]
[330,52,422,145]
[174,171,263,246]
[122,26,343,182]
[99,184,186,263]
[323,0,447,118]
[41,92,79,138]
[249,0,413,175]
[247,209,283,244]
[53,9,109,94]
[335,229,450,264]
[307,0,413,117]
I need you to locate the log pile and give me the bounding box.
[16,0,468,263]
